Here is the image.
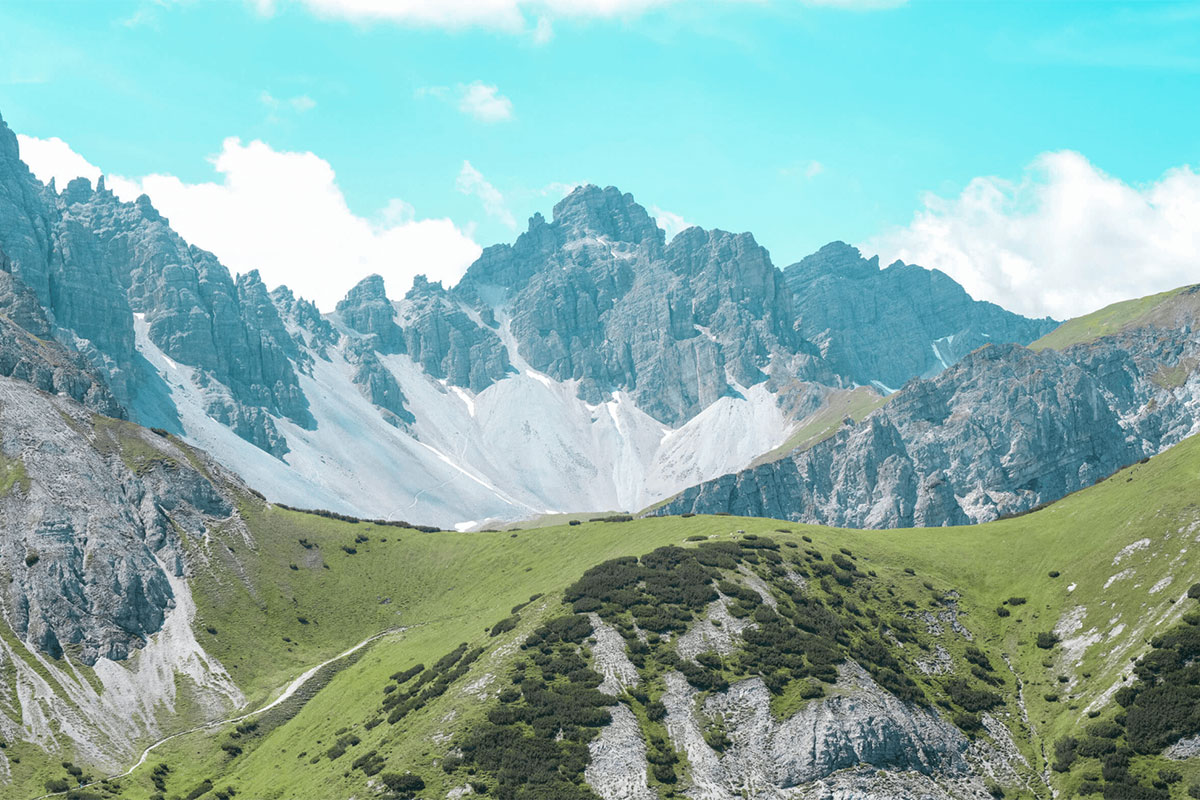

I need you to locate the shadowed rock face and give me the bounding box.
[659,318,1200,527]
[0,268,124,417]
[785,242,1058,392]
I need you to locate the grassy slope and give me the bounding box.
[1030,285,1194,351]
[747,385,887,468]
[15,427,1200,798]
[93,432,1200,800]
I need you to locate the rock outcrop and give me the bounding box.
[661,665,981,798]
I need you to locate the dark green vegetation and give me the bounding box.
[1053,598,1200,799]
[454,615,611,800]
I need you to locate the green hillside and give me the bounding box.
[1031,284,1197,351]
[13,428,1200,800]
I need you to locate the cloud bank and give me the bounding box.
[865,151,1200,320]
[17,134,480,311]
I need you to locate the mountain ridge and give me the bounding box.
[0,111,1061,527]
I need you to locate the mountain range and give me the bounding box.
[5,111,1200,800]
[0,111,1068,530]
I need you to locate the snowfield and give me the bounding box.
[132,314,796,529]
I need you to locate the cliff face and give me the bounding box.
[452,186,828,426]
[659,305,1200,526]
[0,114,312,456]
[785,242,1059,392]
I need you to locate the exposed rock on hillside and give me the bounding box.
[0,376,240,665]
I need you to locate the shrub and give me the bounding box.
[651,763,677,784]
[489,616,520,637]
[1052,736,1078,772]
[1189,583,1200,600]
[380,772,425,798]
[1036,632,1060,649]
[1049,570,1061,578]
[184,779,214,800]
[945,679,1002,712]
[996,606,1010,617]
[1007,597,1027,606]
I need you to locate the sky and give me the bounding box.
[1,0,1199,318]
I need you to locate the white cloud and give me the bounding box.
[259,90,317,113]
[650,205,692,241]
[16,135,103,189]
[16,134,480,311]
[418,82,514,123]
[456,161,517,229]
[539,180,582,198]
[457,81,514,123]
[864,151,1200,320]
[253,0,903,33]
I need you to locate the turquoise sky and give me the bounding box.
[2,1,1199,314]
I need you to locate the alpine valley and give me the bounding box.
[5,109,1200,800]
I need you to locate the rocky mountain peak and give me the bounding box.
[63,175,95,205]
[134,192,164,223]
[407,273,446,298]
[336,273,404,353]
[551,184,664,247]
[340,273,389,305]
[790,241,881,281]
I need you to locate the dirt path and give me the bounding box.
[29,627,406,800]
